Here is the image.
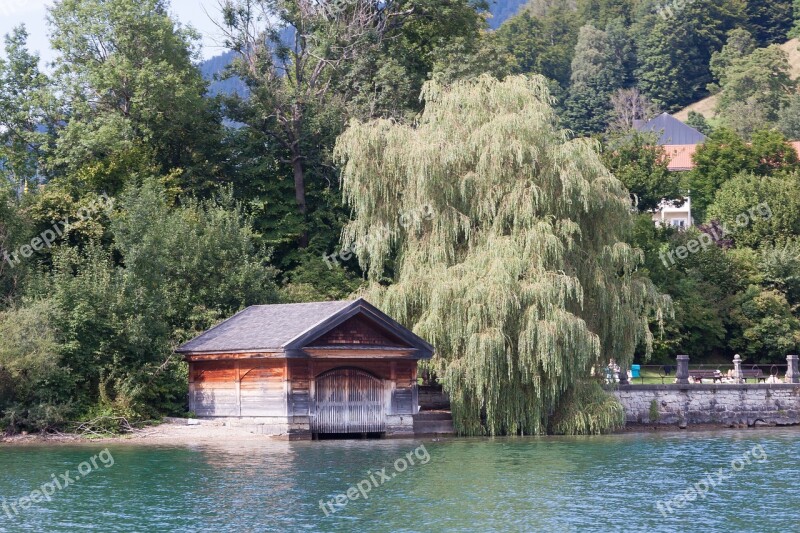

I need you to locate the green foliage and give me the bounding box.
[1,177,279,431]
[0,26,55,188]
[760,240,800,307]
[0,300,75,432]
[6,0,800,434]
[708,28,757,89]
[648,398,659,422]
[111,179,279,337]
[602,131,680,211]
[577,0,634,28]
[685,112,713,136]
[654,232,737,359]
[336,75,668,435]
[706,172,800,248]
[791,0,800,38]
[715,45,795,135]
[745,0,794,45]
[550,381,626,435]
[688,129,799,219]
[48,0,223,194]
[633,0,745,110]
[0,186,34,303]
[728,287,800,364]
[564,24,627,133]
[777,93,800,140]
[491,5,580,87]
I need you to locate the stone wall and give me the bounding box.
[614,384,800,427]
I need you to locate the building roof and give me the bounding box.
[662,141,800,172]
[177,298,434,357]
[662,144,699,171]
[634,113,707,145]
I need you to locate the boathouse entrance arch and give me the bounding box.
[311,367,386,434]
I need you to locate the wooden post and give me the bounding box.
[309,360,315,419]
[187,362,195,414]
[411,364,419,414]
[235,360,242,417]
[389,361,397,415]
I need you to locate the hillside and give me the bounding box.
[675,38,800,122]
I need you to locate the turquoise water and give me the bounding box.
[0,429,798,532]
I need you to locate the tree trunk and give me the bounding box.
[290,103,309,248]
[291,146,309,248]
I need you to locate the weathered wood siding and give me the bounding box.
[309,316,406,346]
[287,359,419,428]
[189,361,238,416]
[190,358,419,423]
[288,359,311,417]
[311,368,386,433]
[240,361,286,417]
[189,360,286,417]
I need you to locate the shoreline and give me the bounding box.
[0,419,270,447]
[3,419,798,446]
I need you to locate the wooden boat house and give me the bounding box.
[177,298,434,439]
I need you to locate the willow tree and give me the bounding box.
[335,75,669,436]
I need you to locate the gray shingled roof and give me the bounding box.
[634,113,707,145]
[178,300,357,353]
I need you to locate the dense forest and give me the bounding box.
[2,0,800,435]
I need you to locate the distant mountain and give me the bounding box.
[488,0,528,29]
[199,50,248,98]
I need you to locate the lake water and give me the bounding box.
[0,429,798,532]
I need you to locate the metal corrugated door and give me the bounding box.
[312,368,385,433]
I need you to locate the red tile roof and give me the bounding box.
[662,144,699,171]
[662,141,800,171]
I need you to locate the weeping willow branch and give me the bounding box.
[335,75,671,436]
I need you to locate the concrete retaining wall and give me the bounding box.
[614,384,800,427]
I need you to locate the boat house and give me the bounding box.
[177,298,434,439]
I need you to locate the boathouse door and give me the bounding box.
[311,368,385,434]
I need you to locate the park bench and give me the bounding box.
[689,369,723,383]
[740,368,766,383]
[690,368,767,383]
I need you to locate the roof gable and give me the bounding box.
[308,315,409,347]
[177,298,433,358]
[635,113,706,145]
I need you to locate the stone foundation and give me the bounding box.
[614,384,800,427]
[189,414,419,439]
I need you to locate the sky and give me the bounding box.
[0,0,229,64]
